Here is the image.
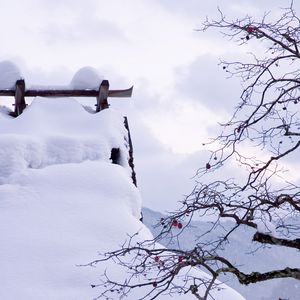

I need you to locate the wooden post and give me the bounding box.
[96,80,109,112]
[14,79,26,116]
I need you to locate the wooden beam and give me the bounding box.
[108,86,133,98]
[2,79,133,116]
[0,86,133,98]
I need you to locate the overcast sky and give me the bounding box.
[0,0,299,212]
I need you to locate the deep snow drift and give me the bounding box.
[0,96,244,299]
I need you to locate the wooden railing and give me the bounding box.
[0,78,137,186]
[0,79,133,116]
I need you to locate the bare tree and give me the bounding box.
[88,4,300,300]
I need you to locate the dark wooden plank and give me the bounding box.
[0,86,133,98]
[0,90,14,96]
[26,90,98,97]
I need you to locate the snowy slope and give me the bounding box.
[143,207,300,300]
[0,98,244,300]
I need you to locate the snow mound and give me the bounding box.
[0,60,22,89]
[257,220,277,235]
[70,66,104,89]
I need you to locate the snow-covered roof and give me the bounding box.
[0,98,145,299]
[0,80,244,299]
[0,98,131,181]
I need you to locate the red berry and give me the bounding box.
[206,163,211,170]
[154,256,160,262]
[172,219,178,227]
[177,222,183,229]
[153,282,157,288]
[246,26,254,33]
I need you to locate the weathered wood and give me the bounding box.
[124,116,137,187]
[108,87,133,98]
[1,79,133,116]
[96,80,109,112]
[14,79,26,116]
[0,86,133,98]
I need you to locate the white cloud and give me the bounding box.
[175,54,241,113]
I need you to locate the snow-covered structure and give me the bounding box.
[0,98,147,299]
[0,63,245,300]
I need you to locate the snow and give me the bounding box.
[0,98,130,181]
[143,207,300,300]
[0,62,103,91]
[70,66,104,89]
[0,95,244,299]
[257,220,277,235]
[0,60,22,89]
